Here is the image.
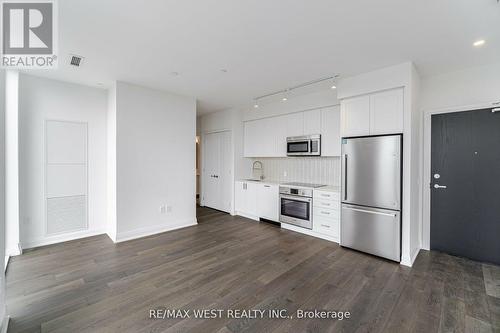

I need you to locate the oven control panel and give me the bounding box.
[279,187,313,198]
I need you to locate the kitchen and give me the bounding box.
[3,1,500,331]
[200,62,419,266]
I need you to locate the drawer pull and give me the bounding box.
[321,194,331,197]
[321,203,331,206]
[321,211,330,215]
[320,224,331,228]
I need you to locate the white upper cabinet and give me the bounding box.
[340,95,370,137]
[303,109,321,135]
[369,88,404,135]
[340,88,404,137]
[321,106,341,156]
[284,112,304,137]
[244,105,342,157]
[243,119,260,157]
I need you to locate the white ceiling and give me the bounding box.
[27,0,500,114]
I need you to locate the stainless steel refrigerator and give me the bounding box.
[340,135,402,262]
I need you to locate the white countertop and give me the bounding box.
[237,179,339,190]
[315,185,341,193]
[237,179,282,185]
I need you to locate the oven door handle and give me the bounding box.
[280,194,312,203]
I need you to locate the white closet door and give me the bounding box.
[203,131,232,213]
[203,132,221,210]
[45,120,88,235]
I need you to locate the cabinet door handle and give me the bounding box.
[321,211,330,215]
[264,185,270,188]
[320,224,331,228]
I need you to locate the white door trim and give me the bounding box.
[421,101,500,250]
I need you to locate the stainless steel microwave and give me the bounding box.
[286,134,321,156]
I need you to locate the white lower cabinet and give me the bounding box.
[235,181,279,222]
[313,188,340,241]
[235,181,257,217]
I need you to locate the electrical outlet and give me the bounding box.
[159,205,166,214]
[166,205,172,213]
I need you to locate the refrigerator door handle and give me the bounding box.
[343,154,348,200]
[342,206,397,218]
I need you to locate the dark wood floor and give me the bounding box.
[6,206,500,333]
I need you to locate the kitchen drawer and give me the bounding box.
[314,198,339,210]
[313,207,340,220]
[313,215,339,237]
[314,191,339,202]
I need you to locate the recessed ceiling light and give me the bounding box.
[254,103,259,108]
[282,97,288,101]
[170,71,179,76]
[331,85,337,89]
[473,40,485,47]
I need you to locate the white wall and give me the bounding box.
[5,71,20,256]
[0,69,8,331]
[18,75,108,248]
[106,83,117,241]
[421,62,500,112]
[244,89,338,121]
[111,81,197,241]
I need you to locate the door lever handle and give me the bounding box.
[434,184,447,189]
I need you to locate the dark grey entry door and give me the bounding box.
[431,108,500,265]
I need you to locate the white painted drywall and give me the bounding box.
[243,89,338,121]
[409,64,422,263]
[0,69,7,331]
[337,62,410,99]
[421,62,500,111]
[5,71,20,256]
[106,83,117,241]
[112,81,197,240]
[18,74,108,248]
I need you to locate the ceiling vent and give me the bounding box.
[69,54,84,67]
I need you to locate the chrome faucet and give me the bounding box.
[252,160,264,180]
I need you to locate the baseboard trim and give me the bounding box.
[6,246,21,257]
[114,219,197,243]
[1,316,9,333]
[234,211,259,221]
[4,256,9,272]
[22,229,107,249]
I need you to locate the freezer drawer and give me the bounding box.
[341,135,401,210]
[341,204,401,262]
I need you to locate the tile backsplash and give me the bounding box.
[252,157,340,186]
